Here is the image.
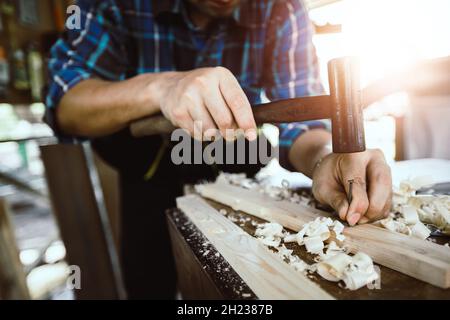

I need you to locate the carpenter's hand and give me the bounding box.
[312,149,392,226]
[158,67,257,140]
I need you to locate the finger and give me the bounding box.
[358,216,370,224]
[365,160,392,221]
[358,197,391,225]
[203,87,238,141]
[344,176,369,226]
[180,114,196,138]
[187,102,218,140]
[171,107,195,137]
[218,68,257,141]
[330,191,350,223]
[313,184,349,222]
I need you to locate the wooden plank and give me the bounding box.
[198,182,331,230]
[0,198,30,300]
[193,201,450,299]
[197,182,450,289]
[176,194,334,300]
[167,212,224,299]
[168,208,258,299]
[40,143,126,299]
[93,152,121,252]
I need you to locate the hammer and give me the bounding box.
[130,56,365,153]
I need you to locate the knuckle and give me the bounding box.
[371,148,385,159]
[180,90,196,104]
[214,66,229,74]
[217,115,233,128]
[171,106,184,118]
[172,107,187,123]
[228,94,246,111]
[201,121,215,132]
[192,75,209,88]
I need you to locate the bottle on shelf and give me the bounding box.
[13,48,30,91]
[27,42,44,102]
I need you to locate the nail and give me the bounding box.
[348,213,360,226]
[246,129,257,141]
[347,179,354,204]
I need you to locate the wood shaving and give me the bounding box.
[283,233,297,243]
[215,172,378,290]
[254,222,284,247]
[317,253,353,282]
[304,236,324,254]
[209,172,450,291]
[319,241,347,261]
[253,218,377,290]
[379,176,450,239]
[214,172,312,205]
[293,217,340,253]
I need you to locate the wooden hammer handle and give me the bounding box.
[130,115,175,136]
[130,95,331,137]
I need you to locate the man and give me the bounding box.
[46,0,392,299]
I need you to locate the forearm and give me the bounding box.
[288,128,332,178]
[57,72,174,137]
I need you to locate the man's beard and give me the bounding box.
[186,0,241,18]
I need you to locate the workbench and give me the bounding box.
[168,195,450,300]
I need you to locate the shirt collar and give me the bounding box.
[152,0,263,28]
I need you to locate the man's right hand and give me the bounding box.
[155,67,257,141]
[57,67,257,139]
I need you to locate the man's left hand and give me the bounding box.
[311,149,392,226]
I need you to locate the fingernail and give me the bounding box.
[246,129,257,141]
[348,213,360,226]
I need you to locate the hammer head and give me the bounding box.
[328,57,366,153]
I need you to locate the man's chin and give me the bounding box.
[189,0,240,18]
[207,8,236,18]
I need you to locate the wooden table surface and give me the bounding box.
[167,197,450,300]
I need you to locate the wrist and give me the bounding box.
[288,129,332,177]
[132,72,178,116]
[311,147,331,178]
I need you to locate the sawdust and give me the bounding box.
[172,210,255,299]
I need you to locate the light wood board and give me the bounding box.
[197,182,450,289]
[177,194,334,299]
[0,198,30,299]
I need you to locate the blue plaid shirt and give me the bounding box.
[46,0,328,168]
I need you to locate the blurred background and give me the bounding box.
[0,0,449,299]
